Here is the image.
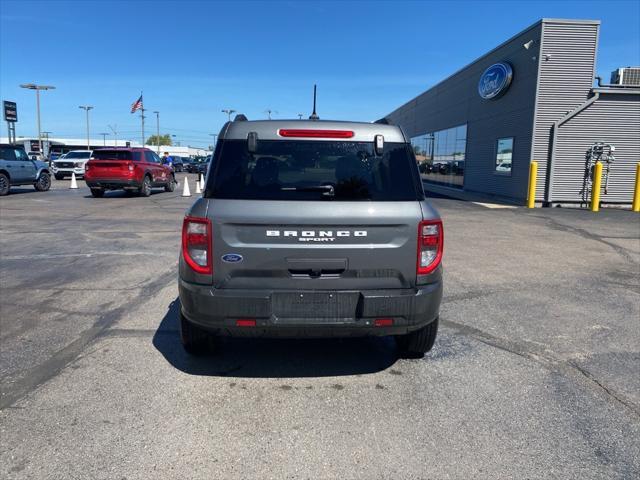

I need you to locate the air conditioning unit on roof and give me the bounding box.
[610,67,640,86]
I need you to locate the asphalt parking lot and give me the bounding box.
[1,177,639,479]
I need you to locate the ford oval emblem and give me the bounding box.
[478,62,513,100]
[221,253,243,263]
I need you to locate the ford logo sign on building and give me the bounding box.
[478,62,513,99]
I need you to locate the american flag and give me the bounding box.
[130,95,143,113]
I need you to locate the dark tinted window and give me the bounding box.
[0,147,30,161]
[208,140,422,201]
[144,151,158,163]
[92,150,133,160]
[15,149,30,161]
[0,146,16,161]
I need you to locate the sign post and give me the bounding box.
[3,101,18,144]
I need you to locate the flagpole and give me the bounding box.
[140,91,145,147]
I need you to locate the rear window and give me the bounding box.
[92,150,137,161]
[207,140,422,201]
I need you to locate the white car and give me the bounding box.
[496,161,512,173]
[52,150,92,179]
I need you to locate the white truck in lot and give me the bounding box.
[51,150,92,179]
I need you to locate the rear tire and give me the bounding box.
[396,317,439,359]
[179,312,211,355]
[34,172,51,192]
[139,175,152,197]
[0,173,9,196]
[90,188,104,198]
[164,175,176,192]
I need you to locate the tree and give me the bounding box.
[146,134,172,146]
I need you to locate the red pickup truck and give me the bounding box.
[84,147,176,197]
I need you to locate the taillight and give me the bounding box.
[417,220,443,275]
[182,216,212,275]
[278,129,354,138]
[85,163,90,172]
[127,162,134,172]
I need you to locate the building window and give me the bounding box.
[495,137,514,175]
[411,124,466,188]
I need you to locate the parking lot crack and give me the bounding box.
[0,270,176,410]
[529,215,638,264]
[441,318,640,419]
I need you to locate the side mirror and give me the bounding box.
[374,134,384,156]
[247,131,258,153]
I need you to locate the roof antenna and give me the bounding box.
[309,84,319,120]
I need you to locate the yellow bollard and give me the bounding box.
[527,161,538,208]
[591,161,603,212]
[633,163,640,212]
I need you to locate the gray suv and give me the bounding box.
[0,144,51,196]
[178,119,443,358]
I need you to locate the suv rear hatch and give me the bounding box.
[202,134,426,291]
[87,150,137,177]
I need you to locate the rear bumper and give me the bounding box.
[85,178,140,190]
[178,280,442,338]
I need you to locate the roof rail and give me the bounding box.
[374,117,392,125]
[234,114,248,122]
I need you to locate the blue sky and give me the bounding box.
[1,0,639,147]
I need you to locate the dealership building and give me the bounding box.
[382,18,640,206]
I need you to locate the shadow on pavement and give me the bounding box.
[152,298,399,378]
[4,188,46,195]
[82,190,166,199]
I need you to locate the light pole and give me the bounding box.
[153,111,160,154]
[264,109,277,120]
[209,133,218,148]
[171,134,180,147]
[108,124,118,146]
[78,105,93,150]
[222,109,236,122]
[20,83,55,156]
[297,114,304,120]
[99,132,109,146]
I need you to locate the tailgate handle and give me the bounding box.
[287,258,347,278]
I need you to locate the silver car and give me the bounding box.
[178,118,443,358]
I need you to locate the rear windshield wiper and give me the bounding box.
[281,185,335,197]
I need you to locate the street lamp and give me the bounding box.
[153,111,160,154]
[221,109,236,121]
[20,83,55,156]
[78,106,93,150]
[171,134,180,147]
[264,109,277,120]
[99,132,109,146]
[209,133,218,146]
[297,114,304,120]
[108,124,118,147]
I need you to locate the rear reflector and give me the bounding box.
[374,318,394,327]
[236,319,256,327]
[278,129,354,139]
